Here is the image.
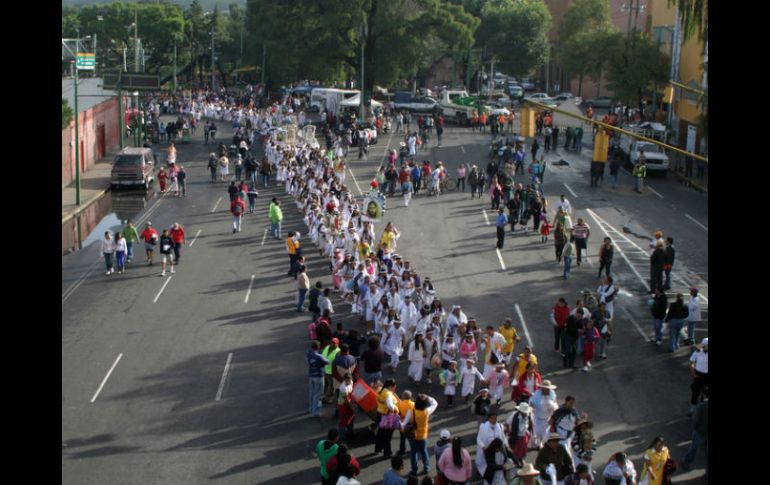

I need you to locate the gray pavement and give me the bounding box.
[62,120,708,484]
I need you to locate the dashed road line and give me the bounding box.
[621,307,650,341]
[62,256,102,303]
[211,197,223,213]
[563,183,578,198]
[215,353,234,401]
[586,209,650,292]
[244,275,256,303]
[91,353,123,403]
[261,228,268,246]
[647,185,664,199]
[495,248,506,270]
[189,229,202,247]
[482,209,491,225]
[514,304,533,349]
[347,166,364,196]
[153,276,173,303]
[685,214,708,232]
[460,145,466,153]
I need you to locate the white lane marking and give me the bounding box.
[673,274,709,303]
[215,353,234,401]
[347,166,364,197]
[135,192,167,226]
[621,307,650,341]
[153,276,173,303]
[563,183,578,198]
[482,209,491,225]
[461,145,466,153]
[685,214,708,232]
[189,229,202,247]
[647,185,664,199]
[495,248,506,270]
[211,196,223,213]
[90,353,123,403]
[586,209,650,292]
[62,257,102,303]
[261,228,268,246]
[514,304,533,349]
[244,274,256,303]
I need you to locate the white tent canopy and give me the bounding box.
[340,94,383,109]
[552,100,586,129]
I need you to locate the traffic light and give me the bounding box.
[520,106,535,137]
[593,131,609,162]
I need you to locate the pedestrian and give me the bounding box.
[101,231,116,276]
[665,293,689,352]
[483,363,510,407]
[640,436,670,485]
[433,429,452,476]
[649,287,668,345]
[550,298,570,354]
[468,165,479,199]
[286,231,302,276]
[481,437,512,485]
[650,240,666,294]
[571,218,590,266]
[529,381,558,448]
[565,463,595,485]
[632,159,647,193]
[511,363,542,404]
[260,156,272,187]
[563,309,583,369]
[158,229,175,276]
[157,166,168,193]
[495,208,507,249]
[535,433,574,483]
[383,455,407,485]
[597,275,617,320]
[685,287,702,346]
[609,156,621,189]
[322,338,342,404]
[591,302,612,360]
[375,379,401,458]
[581,320,600,371]
[597,237,613,278]
[439,360,461,407]
[456,163,467,192]
[498,317,521,364]
[169,222,185,265]
[234,154,243,181]
[553,223,566,263]
[308,340,330,417]
[400,393,438,477]
[113,232,127,274]
[297,265,310,312]
[218,154,230,182]
[438,436,473,485]
[227,180,239,202]
[506,402,534,467]
[320,289,335,316]
[316,428,340,485]
[361,336,385,385]
[247,183,258,214]
[175,165,186,197]
[230,193,246,234]
[402,175,414,208]
[475,409,507,479]
[208,153,218,183]
[309,281,323,319]
[384,320,407,372]
[681,387,708,474]
[140,222,159,265]
[562,236,575,279]
[687,338,708,415]
[509,462,543,485]
[334,374,358,443]
[663,237,675,290]
[269,198,283,239]
[122,220,139,264]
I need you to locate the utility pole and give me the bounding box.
[73,34,81,207]
[210,27,216,90]
[238,20,244,85]
[173,40,177,90]
[359,20,367,122]
[261,44,266,85]
[667,9,682,132]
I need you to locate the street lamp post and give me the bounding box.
[359,20,367,123]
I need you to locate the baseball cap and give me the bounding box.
[439,429,451,440]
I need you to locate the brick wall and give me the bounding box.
[62,97,120,188]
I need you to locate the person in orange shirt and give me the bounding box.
[507,112,515,133]
[498,114,506,131]
[470,112,479,132]
[479,113,488,133]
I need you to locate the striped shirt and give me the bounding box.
[572,223,590,239]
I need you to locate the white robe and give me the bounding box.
[529,390,558,446]
[407,341,425,381]
[461,365,485,397]
[475,421,507,476]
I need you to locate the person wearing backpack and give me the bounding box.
[207,153,218,183]
[230,194,246,234]
[307,341,330,418]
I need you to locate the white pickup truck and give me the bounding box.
[438,90,480,126]
[619,122,670,174]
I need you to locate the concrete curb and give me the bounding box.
[62,186,111,225]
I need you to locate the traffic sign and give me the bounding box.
[76,53,95,70]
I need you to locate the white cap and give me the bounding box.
[439,429,451,440]
[700,338,708,347]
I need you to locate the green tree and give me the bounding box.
[475,0,552,79]
[557,0,615,97]
[62,98,74,129]
[605,32,669,109]
[668,0,707,43]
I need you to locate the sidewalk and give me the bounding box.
[62,156,115,225]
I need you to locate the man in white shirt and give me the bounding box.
[475,409,508,476]
[556,194,572,215]
[383,320,407,372]
[399,295,420,337]
[445,305,468,337]
[688,338,708,415]
[685,287,702,346]
[480,325,508,375]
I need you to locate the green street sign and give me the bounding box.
[77,53,95,70]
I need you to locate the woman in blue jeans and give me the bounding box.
[664,293,689,352]
[649,287,668,345]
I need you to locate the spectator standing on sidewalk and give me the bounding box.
[140,222,159,265]
[685,287,702,346]
[101,231,116,276]
[269,198,283,239]
[123,220,139,264]
[297,265,310,312]
[308,341,330,418]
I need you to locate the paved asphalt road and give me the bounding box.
[62,118,708,484]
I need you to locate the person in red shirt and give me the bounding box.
[325,443,361,484]
[421,161,432,191]
[157,167,168,193]
[551,298,570,353]
[169,222,186,264]
[511,362,542,403]
[398,166,410,186]
[230,195,246,233]
[140,222,159,265]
